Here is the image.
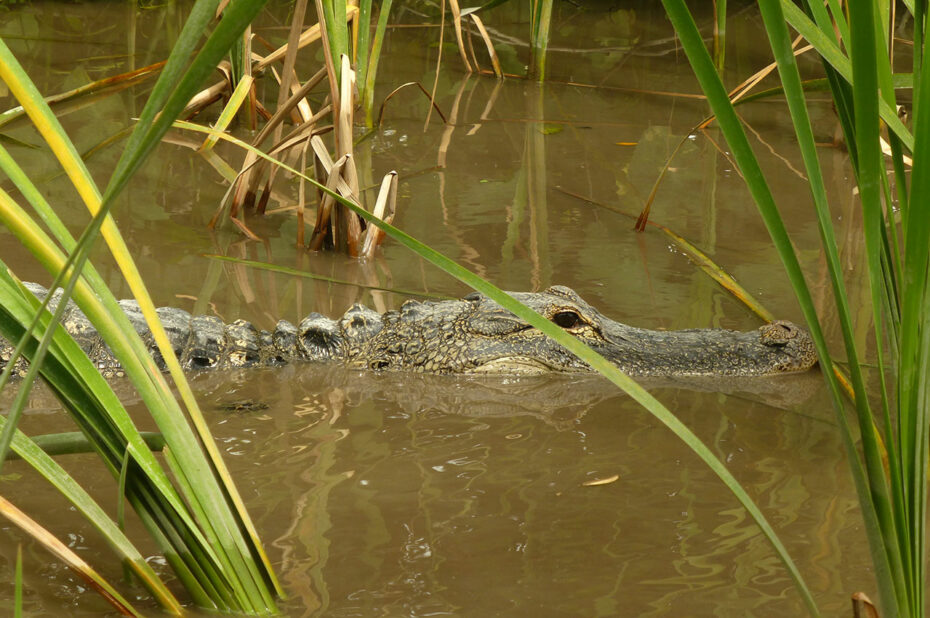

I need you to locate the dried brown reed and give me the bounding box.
[175,2,402,258]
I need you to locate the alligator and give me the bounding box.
[1,283,818,378]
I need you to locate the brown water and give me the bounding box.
[0,2,875,616]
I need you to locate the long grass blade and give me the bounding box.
[362,0,393,126]
[173,118,820,613]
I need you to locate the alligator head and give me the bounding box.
[349,285,818,377]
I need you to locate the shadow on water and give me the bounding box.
[0,0,877,616]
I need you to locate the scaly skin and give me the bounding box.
[0,283,818,377]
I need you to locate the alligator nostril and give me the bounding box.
[189,355,215,369]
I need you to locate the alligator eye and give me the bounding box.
[552,310,581,329]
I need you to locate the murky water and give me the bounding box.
[0,2,875,616]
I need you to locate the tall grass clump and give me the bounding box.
[0,0,283,613]
[662,1,928,615]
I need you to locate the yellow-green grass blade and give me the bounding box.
[362,0,393,126]
[662,0,896,613]
[0,495,143,616]
[0,196,262,610]
[321,0,350,85]
[173,118,820,614]
[652,224,774,322]
[200,75,253,152]
[0,193,225,546]
[846,2,918,613]
[1,1,282,607]
[892,0,930,611]
[0,262,233,607]
[0,144,246,597]
[557,187,777,322]
[98,2,281,600]
[356,0,373,93]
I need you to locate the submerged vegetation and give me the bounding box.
[0,0,925,615]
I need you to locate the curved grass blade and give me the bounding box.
[173,118,821,614]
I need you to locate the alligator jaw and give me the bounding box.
[594,318,819,377]
[469,357,555,375]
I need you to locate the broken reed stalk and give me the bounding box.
[308,154,348,251]
[361,171,398,258]
[469,14,503,78]
[336,54,363,256]
[186,2,400,259]
[259,0,310,215]
[851,592,880,618]
[449,0,473,72]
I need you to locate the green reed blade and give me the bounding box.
[204,253,451,299]
[362,0,393,126]
[759,1,906,613]
[779,0,913,151]
[174,117,821,616]
[13,544,22,618]
[1,3,279,608]
[894,1,930,612]
[0,300,182,612]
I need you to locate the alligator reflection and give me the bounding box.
[10,364,823,428]
[193,364,823,429]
